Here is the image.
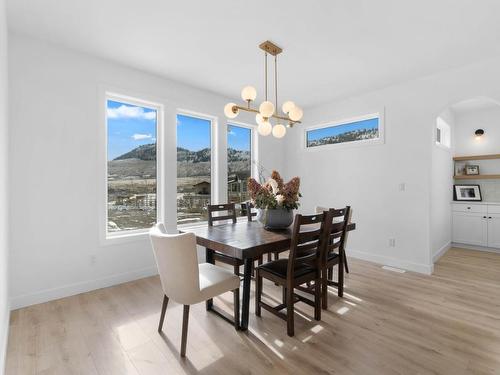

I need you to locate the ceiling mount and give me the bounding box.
[259,40,282,56]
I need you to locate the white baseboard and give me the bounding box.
[10,266,158,310]
[451,243,500,254]
[347,249,433,275]
[433,242,451,263]
[0,302,10,375]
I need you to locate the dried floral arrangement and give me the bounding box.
[247,170,301,210]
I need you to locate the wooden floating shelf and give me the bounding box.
[454,174,500,180]
[453,154,500,161]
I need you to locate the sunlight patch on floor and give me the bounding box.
[336,306,349,315]
[248,328,285,360]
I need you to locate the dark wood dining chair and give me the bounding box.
[320,207,350,309]
[255,212,328,336]
[207,204,243,275]
[316,205,350,274]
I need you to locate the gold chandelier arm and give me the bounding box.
[232,105,301,124]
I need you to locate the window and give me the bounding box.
[177,114,212,225]
[436,117,451,148]
[106,95,160,236]
[227,124,252,216]
[306,114,381,149]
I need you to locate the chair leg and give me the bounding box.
[158,295,169,332]
[282,286,286,305]
[327,267,333,281]
[338,259,344,298]
[267,253,272,262]
[321,268,328,310]
[314,277,321,320]
[233,288,240,330]
[286,287,294,337]
[343,250,350,273]
[234,264,240,276]
[255,270,262,317]
[180,305,190,357]
[258,256,263,266]
[274,252,279,261]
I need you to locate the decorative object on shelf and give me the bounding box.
[455,163,466,176]
[454,184,482,201]
[247,170,301,230]
[475,129,485,140]
[465,165,480,175]
[224,40,303,139]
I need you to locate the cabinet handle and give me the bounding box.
[467,207,471,209]
[483,216,487,219]
[489,217,493,219]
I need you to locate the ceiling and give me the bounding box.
[451,97,500,115]
[7,0,500,108]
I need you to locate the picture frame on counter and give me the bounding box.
[454,184,482,201]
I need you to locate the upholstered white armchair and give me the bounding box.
[149,223,240,357]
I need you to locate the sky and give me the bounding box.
[307,117,379,142]
[107,100,157,160]
[107,101,251,160]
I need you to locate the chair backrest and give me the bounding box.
[244,201,258,221]
[207,203,237,226]
[149,223,201,304]
[287,212,329,278]
[322,207,351,261]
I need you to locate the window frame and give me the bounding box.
[226,121,258,212]
[176,109,218,228]
[303,112,384,151]
[101,91,164,242]
[435,116,451,150]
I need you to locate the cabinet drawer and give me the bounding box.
[452,204,487,214]
[487,205,500,214]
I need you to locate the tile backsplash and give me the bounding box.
[459,179,500,202]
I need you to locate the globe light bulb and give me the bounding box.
[288,106,303,121]
[257,120,272,136]
[241,86,257,102]
[272,124,286,138]
[224,103,239,119]
[259,101,275,118]
[282,101,295,114]
[255,113,265,125]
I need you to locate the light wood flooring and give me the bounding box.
[5,247,500,374]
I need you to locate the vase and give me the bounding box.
[257,208,294,230]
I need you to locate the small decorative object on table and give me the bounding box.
[465,165,480,175]
[454,184,482,201]
[248,170,301,230]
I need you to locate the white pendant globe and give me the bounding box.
[257,120,272,136]
[272,124,286,138]
[282,101,295,114]
[224,103,238,119]
[241,86,257,102]
[255,113,265,125]
[259,101,275,118]
[288,106,303,121]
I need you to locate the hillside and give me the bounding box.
[109,144,250,179]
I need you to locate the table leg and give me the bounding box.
[240,258,253,331]
[206,248,214,311]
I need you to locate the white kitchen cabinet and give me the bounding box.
[452,212,488,246]
[487,214,500,248]
[452,203,500,249]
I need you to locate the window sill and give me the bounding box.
[101,230,150,246]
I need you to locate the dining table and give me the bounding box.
[181,220,356,331]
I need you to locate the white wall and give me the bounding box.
[8,34,285,309]
[453,105,500,202]
[431,109,454,262]
[284,56,500,274]
[0,0,9,371]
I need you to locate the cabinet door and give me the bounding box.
[452,212,488,246]
[487,214,500,249]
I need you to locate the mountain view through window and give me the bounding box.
[107,99,157,234]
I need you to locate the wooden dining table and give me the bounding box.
[181,220,356,331]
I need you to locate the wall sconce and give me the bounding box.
[475,129,484,140]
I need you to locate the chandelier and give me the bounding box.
[224,40,303,138]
